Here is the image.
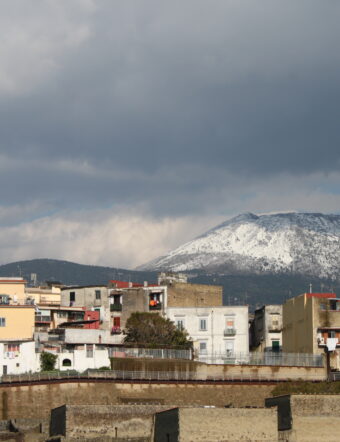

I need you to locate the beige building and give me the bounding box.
[0,305,35,340]
[283,292,340,368]
[0,277,26,304]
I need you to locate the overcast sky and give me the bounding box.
[1,0,340,268]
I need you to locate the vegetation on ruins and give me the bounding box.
[40,351,58,371]
[271,380,340,396]
[124,312,192,349]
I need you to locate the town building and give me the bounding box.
[250,305,282,352]
[0,277,26,304]
[283,292,340,369]
[61,285,110,329]
[166,306,249,363]
[108,280,168,335]
[0,303,36,375]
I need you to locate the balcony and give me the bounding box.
[110,304,122,312]
[111,327,122,335]
[268,326,282,333]
[224,328,236,336]
[149,302,162,311]
[35,316,52,323]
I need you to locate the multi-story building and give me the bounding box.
[108,281,168,336]
[61,285,110,329]
[283,292,340,369]
[0,303,36,375]
[0,277,26,304]
[250,305,282,352]
[166,306,249,363]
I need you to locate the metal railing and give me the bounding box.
[197,352,324,367]
[109,347,192,360]
[0,368,326,384]
[223,328,236,336]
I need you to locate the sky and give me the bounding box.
[1,0,340,269]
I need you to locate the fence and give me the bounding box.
[109,347,192,360]
[197,352,323,367]
[0,368,326,384]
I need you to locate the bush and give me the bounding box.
[124,312,192,349]
[40,351,58,371]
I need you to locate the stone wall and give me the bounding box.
[267,394,340,442]
[167,283,222,307]
[0,382,274,421]
[154,407,277,441]
[111,357,327,382]
[50,404,171,440]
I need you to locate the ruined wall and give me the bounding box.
[167,283,222,307]
[50,404,170,440]
[178,408,277,442]
[289,395,340,442]
[0,382,274,421]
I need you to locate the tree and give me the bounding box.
[124,312,192,348]
[40,351,58,371]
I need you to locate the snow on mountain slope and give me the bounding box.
[140,212,340,278]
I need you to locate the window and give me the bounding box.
[95,290,101,300]
[199,318,207,331]
[70,292,75,302]
[86,344,94,358]
[0,318,6,327]
[225,340,234,357]
[113,317,120,327]
[176,320,185,331]
[226,317,234,329]
[328,331,336,338]
[272,340,280,352]
[199,341,207,354]
[62,359,72,367]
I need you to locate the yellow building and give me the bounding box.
[25,287,61,306]
[283,292,340,368]
[0,277,26,303]
[0,305,35,341]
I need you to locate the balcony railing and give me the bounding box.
[110,304,122,312]
[268,326,282,332]
[149,303,162,311]
[224,328,236,336]
[111,327,122,335]
[35,316,52,323]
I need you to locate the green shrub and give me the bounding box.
[40,351,58,372]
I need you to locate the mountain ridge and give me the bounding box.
[139,212,340,279]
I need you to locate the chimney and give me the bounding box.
[144,281,148,287]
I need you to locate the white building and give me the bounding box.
[166,306,249,364]
[0,340,38,376]
[54,347,110,372]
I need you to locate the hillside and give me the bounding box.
[0,259,157,287]
[0,258,339,311]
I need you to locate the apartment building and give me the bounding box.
[0,304,36,375]
[61,285,110,329]
[0,277,26,304]
[108,281,167,335]
[166,306,249,363]
[250,305,282,352]
[283,292,340,369]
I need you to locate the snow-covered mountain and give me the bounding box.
[140,212,340,279]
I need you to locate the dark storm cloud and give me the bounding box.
[1,0,340,215]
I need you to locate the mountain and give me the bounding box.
[140,212,340,279]
[0,259,157,287]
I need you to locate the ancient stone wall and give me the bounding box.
[0,382,274,421]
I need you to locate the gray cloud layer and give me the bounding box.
[1,1,340,266]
